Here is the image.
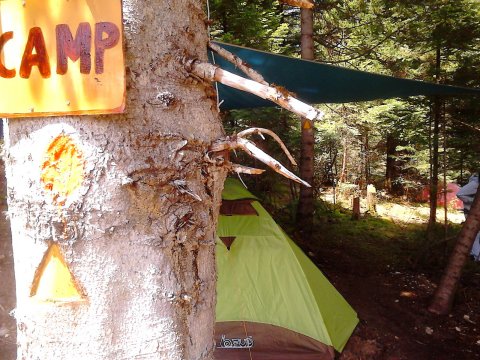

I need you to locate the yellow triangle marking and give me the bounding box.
[303,120,312,130]
[30,243,85,303]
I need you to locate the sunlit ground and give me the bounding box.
[376,203,464,224]
[321,191,465,224]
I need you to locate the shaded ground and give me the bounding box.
[321,249,480,360]
[303,192,480,360]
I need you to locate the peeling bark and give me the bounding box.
[4,1,225,359]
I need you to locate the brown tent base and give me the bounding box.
[215,321,335,360]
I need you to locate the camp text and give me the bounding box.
[0,22,120,79]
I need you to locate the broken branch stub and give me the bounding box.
[208,42,268,85]
[187,60,324,122]
[231,164,265,175]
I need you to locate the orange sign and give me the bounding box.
[0,0,125,117]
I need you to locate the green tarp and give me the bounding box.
[216,179,358,352]
[210,41,480,109]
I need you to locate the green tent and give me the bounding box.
[215,179,358,360]
[210,41,480,109]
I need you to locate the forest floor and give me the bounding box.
[302,190,480,360]
[1,165,480,359]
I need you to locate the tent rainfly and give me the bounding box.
[215,179,358,360]
[210,41,480,109]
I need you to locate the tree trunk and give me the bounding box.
[4,1,225,359]
[428,182,480,315]
[339,138,348,183]
[442,104,448,242]
[364,130,370,187]
[428,96,441,236]
[385,133,395,192]
[297,7,315,239]
[352,197,360,220]
[460,150,464,184]
[385,133,403,195]
[367,184,377,215]
[300,8,315,60]
[427,47,441,238]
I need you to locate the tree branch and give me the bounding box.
[186,60,324,122]
[209,129,311,187]
[208,42,268,85]
[237,128,297,166]
[230,164,265,175]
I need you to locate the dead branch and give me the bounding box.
[186,60,324,122]
[208,42,268,85]
[237,127,297,166]
[451,118,480,133]
[238,138,310,187]
[280,0,314,9]
[210,129,310,187]
[231,164,265,175]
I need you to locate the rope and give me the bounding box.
[242,321,253,360]
[206,0,222,112]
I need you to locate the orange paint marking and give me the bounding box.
[40,135,85,205]
[303,120,312,130]
[30,242,85,303]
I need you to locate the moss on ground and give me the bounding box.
[273,197,479,278]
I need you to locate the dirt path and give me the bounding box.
[317,247,480,360]
[0,159,16,360]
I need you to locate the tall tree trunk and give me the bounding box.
[326,146,337,185]
[4,1,225,359]
[385,133,403,195]
[300,7,315,60]
[428,96,441,234]
[297,6,315,238]
[364,129,370,188]
[339,138,348,183]
[460,150,464,184]
[442,103,448,242]
[429,183,480,314]
[427,47,442,238]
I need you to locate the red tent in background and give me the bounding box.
[420,183,463,210]
[439,183,463,209]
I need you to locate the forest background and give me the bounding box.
[210,0,480,200]
[207,2,480,357]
